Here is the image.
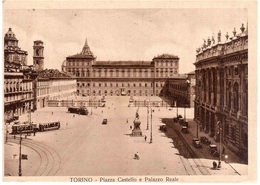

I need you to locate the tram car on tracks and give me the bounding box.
[38,121,60,132]
[68,107,89,115]
[11,121,37,134]
[11,121,60,134]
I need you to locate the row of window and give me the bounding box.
[78,89,161,95]
[77,82,165,88]
[5,93,33,102]
[155,61,178,67]
[67,61,91,66]
[37,84,76,96]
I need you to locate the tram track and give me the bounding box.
[8,136,61,176]
[164,123,210,175]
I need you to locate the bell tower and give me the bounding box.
[33,40,44,71]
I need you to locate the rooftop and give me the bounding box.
[94,61,151,66]
[38,69,75,79]
[153,54,179,59]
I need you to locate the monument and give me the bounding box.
[132,109,142,136]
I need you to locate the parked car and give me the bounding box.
[159,125,167,132]
[179,119,188,127]
[173,115,182,123]
[200,136,211,145]
[192,138,202,148]
[102,119,107,125]
[181,126,189,134]
[209,144,219,157]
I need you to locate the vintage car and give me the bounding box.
[102,119,107,125]
[200,136,211,145]
[181,126,189,134]
[192,138,202,148]
[159,125,167,132]
[179,119,188,127]
[209,144,220,157]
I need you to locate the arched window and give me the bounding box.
[127,69,131,77]
[139,69,142,77]
[133,69,137,77]
[228,82,232,109]
[233,82,239,112]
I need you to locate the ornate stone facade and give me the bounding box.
[4,28,28,72]
[194,24,248,162]
[61,39,179,97]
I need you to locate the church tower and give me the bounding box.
[33,40,44,71]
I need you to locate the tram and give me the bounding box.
[11,121,37,134]
[68,107,89,115]
[11,121,60,134]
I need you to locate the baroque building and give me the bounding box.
[61,39,180,97]
[4,28,28,72]
[3,28,77,123]
[194,24,248,162]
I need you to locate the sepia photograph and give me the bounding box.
[1,0,257,183]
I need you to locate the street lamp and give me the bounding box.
[5,123,9,143]
[217,121,222,168]
[18,128,22,176]
[146,106,149,130]
[150,108,153,144]
[184,79,190,123]
[196,116,199,138]
[147,95,150,130]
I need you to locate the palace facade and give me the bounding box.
[61,39,180,97]
[194,24,248,162]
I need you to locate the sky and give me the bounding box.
[3,8,247,73]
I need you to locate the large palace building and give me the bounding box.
[194,23,248,162]
[61,39,180,97]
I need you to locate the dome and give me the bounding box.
[61,60,67,67]
[5,28,17,40]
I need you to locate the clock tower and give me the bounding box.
[33,40,44,71]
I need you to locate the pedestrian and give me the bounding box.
[52,111,53,115]
[134,152,140,160]
[127,119,128,123]
[213,161,217,170]
[144,135,147,141]
[66,122,68,126]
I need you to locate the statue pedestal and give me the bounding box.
[132,118,142,137]
[132,128,142,137]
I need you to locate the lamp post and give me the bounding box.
[5,123,8,143]
[146,106,149,130]
[217,121,222,168]
[147,95,150,130]
[18,129,22,176]
[150,108,153,144]
[196,116,199,138]
[184,79,190,123]
[176,100,178,117]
